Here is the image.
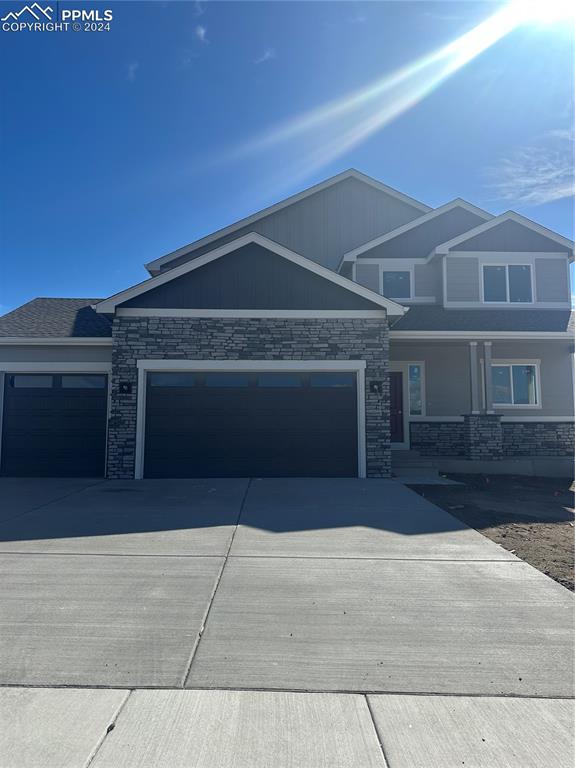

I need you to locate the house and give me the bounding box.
[0,169,573,479]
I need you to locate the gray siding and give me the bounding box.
[414,262,441,299]
[455,220,570,253]
[355,263,380,292]
[162,177,423,273]
[445,258,480,302]
[535,258,570,302]
[359,206,487,260]
[0,345,112,364]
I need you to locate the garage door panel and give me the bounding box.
[1,375,107,478]
[144,372,358,478]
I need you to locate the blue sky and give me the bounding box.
[0,0,573,312]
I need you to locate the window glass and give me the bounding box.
[382,271,411,299]
[483,266,507,302]
[205,374,250,387]
[148,373,197,387]
[256,374,302,387]
[508,265,532,303]
[310,373,354,388]
[492,366,512,403]
[61,375,106,389]
[11,375,53,388]
[408,364,423,415]
[512,365,537,404]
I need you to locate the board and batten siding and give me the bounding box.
[445,257,480,302]
[535,258,570,302]
[455,219,571,254]
[414,262,441,299]
[161,177,423,274]
[355,263,380,293]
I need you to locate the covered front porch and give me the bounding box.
[388,335,574,472]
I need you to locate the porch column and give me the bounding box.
[483,341,494,414]
[468,342,480,414]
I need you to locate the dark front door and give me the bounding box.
[390,371,404,443]
[1,373,108,477]
[144,371,358,478]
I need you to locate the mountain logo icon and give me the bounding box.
[1,3,53,22]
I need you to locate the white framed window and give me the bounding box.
[382,270,412,299]
[491,361,540,407]
[408,362,425,416]
[482,264,533,303]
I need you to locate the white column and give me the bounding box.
[469,342,480,414]
[483,341,494,414]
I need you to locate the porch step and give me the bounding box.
[392,451,441,481]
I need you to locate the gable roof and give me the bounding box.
[96,233,407,315]
[435,211,574,258]
[342,199,493,261]
[144,169,431,275]
[0,298,112,339]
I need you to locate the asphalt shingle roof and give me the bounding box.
[392,306,575,333]
[0,298,112,338]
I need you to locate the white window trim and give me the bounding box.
[407,362,426,417]
[481,263,533,305]
[380,266,414,301]
[389,361,426,449]
[134,359,367,480]
[481,359,542,409]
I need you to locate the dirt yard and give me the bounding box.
[410,475,575,591]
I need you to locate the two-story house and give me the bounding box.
[0,169,573,479]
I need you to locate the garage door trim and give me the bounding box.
[135,359,367,480]
[0,362,112,476]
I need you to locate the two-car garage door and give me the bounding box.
[144,371,359,478]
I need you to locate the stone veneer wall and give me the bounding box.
[107,316,390,479]
[410,422,466,457]
[502,422,575,457]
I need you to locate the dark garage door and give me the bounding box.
[1,373,108,477]
[144,371,358,478]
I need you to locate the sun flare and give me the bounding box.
[513,0,575,25]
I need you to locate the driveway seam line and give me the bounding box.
[364,694,393,768]
[0,479,106,527]
[1,682,572,699]
[83,688,132,768]
[180,477,252,688]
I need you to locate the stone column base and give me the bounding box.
[463,414,503,461]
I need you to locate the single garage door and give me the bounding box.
[144,371,358,478]
[1,373,108,477]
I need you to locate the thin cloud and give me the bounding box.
[195,24,208,43]
[126,60,139,82]
[350,15,367,24]
[254,48,276,65]
[194,1,205,17]
[486,130,575,206]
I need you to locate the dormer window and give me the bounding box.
[382,270,412,299]
[482,264,532,303]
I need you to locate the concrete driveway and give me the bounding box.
[0,477,573,767]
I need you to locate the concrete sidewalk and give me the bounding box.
[0,477,573,766]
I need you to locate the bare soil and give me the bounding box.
[410,475,575,591]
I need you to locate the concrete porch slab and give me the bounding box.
[0,477,102,523]
[0,687,128,768]
[230,478,514,560]
[187,556,574,696]
[0,479,247,556]
[0,553,223,687]
[90,689,385,768]
[368,694,575,768]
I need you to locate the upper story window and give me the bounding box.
[382,270,411,299]
[482,264,532,303]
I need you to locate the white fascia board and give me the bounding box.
[0,337,112,345]
[342,199,494,261]
[96,232,407,315]
[390,330,573,340]
[144,169,431,274]
[137,359,366,371]
[435,211,575,256]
